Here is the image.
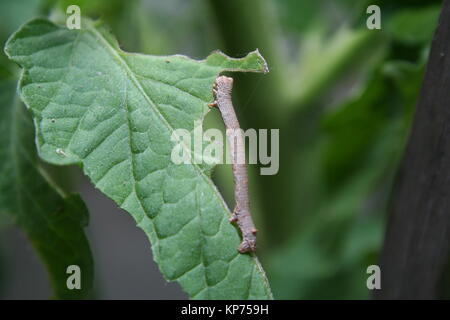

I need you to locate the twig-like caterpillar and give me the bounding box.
[209,76,258,253]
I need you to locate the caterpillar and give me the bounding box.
[209,76,258,253]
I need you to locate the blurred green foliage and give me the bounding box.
[0,0,441,299]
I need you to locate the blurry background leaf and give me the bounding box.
[0,81,93,299]
[0,0,43,78]
[386,6,440,45]
[265,36,427,299]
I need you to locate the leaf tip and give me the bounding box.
[206,49,269,74]
[253,48,270,74]
[4,18,59,63]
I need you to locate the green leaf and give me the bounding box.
[386,6,440,45]
[0,80,93,299]
[5,18,272,299]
